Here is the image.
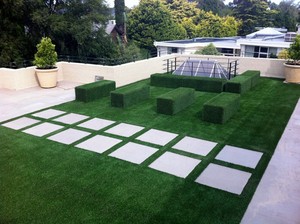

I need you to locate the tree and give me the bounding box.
[127,0,186,52]
[273,0,299,32]
[195,43,221,55]
[115,0,127,43]
[193,0,227,16]
[231,0,276,35]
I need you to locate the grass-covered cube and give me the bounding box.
[157,87,195,115]
[75,80,116,102]
[225,75,252,94]
[241,70,260,88]
[111,84,150,108]
[202,92,240,124]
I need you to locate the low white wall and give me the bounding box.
[0,55,286,90]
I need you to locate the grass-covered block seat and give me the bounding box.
[157,87,195,115]
[202,92,240,124]
[241,70,260,88]
[75,80,116,102]
[111,84,150,108]
[225,75,252,94]
[150,73,226,93]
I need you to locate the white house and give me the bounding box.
[154,27,298,58]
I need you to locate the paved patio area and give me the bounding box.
[1,82,299,222]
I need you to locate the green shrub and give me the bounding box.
[33,37,58,69]
[225,75,252,94]
[75,80,116,102]
[111,84,150,108]
[150,73,226,93]
[202,92,240,124]
[157,87,195,115]
[241,70,260,88]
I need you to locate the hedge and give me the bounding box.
[241,70,260,88]
[150,73,226,93]
[75,80,116,102]
[202,92,240,124]
[225,75,252,94]
[111,84,150,108]
[157,87,195,115]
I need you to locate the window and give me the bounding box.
[167,47,178,54]
[245,46,278,58]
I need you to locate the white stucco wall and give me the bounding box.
[0,55,286,90]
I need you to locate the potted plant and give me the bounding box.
[284,35,300,83]
[34,37,58,88]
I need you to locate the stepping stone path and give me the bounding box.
[76,135,122,154]
[32,109,66,119]
[2,117,40,130]
[109,142,158,164]
[47,128,90,144]
[172,136,217,156]
[195,163,252,195]
[105,123,144,137]
[1,109,264,195]
[78,118,115,131]
[136,129,178,146]
[53,113,89,124]
[149,151,201,178]
[216,145,263,169]
[23,122,64,137]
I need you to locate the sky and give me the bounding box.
[106,0,300,8]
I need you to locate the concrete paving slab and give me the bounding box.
[149,151,201,178]
[136,129,178,146]
[216,145,263,169]
[23,122,64,137]
[53,113,89,124]
[47,128,90,144]
[109,142,158,164]
[78,118,115,131]
[195,163,252,195]
[105,123,144,137]
[2,117,40,130]
[32,109,66,119]
[75,135,122,154]
[172,136,217,156]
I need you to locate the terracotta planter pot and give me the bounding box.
[35,67,58,88]
[284,63,300,83]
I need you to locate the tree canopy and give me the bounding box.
[127,0,186,52]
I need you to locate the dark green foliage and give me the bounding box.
[150,73,226,93]
[202,92,240,124]
[157,87,195,115]
[225,75,252,94]
[241,70,260,88]
[111,84,150,108]
[75,80,116,103]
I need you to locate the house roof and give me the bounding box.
[246,27,284,38]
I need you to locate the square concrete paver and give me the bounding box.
[105,123,144,137]
[172,136,217,156]
[109,142,158,164]
[76,135,122,154]
[32,109,66,119]
[53,113,89,124]
[136,129,178,146]
[23,122,64,137]
[2,117,40,130]
[78,118,115,131]
[216,145,263,169]
[47,128,90,145]
[149,151,201,178]
[195,163,252,195]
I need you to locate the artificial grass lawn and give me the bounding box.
[1,77,300,224]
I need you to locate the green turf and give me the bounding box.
[1,77,300,224]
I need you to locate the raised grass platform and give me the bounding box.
[157,87,195,115]
[202,92,240,124]
[225,75,252,94]
[151,73,226,93]
[241,70,260,88]
[75,80,116,102]
[110,84,150,108]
